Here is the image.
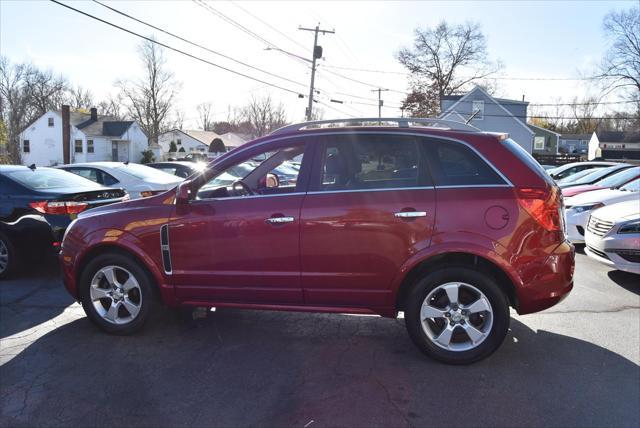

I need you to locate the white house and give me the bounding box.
[158,129,248,159]
[20,107,148,166]
[439,86,535,152]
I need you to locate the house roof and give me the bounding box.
[57,110,135,137]
[595,131,640,143]
[560,133,592,140]
[220,132,249,148]
[528,123,561,137]
[439,85,534,136]
[181,129,222,145]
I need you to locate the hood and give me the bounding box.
[565,188,638,207]
[78,189,175,220]
[562,185,602,198]
[591,199,640,222]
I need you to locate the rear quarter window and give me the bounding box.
[427,140,505,186]
[500,138,554,186]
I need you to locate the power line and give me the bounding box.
[193,0,310,68]
[229,1,308,53]
[321,64,612,81]
[91,0,308,89]
[49,0,304,97]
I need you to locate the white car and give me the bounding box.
[565,178,640,243]
[584,200,640,275]
[58,162,183,199]
[548,161,617,181]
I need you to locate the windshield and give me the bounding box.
[573,165,627,185]
[595,167,639,188]
[4,168,100,190]
[115,163,181,182]
[621,179,640,192]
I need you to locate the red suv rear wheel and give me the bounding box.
[404,267,510,364]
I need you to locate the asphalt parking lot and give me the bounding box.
[1,249,639,428]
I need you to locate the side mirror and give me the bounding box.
[176,180,191,204]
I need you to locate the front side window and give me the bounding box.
[48,117,54,127]
[196,143,305,200]
[316,135,427,191]
[429,141,505,186]
[534,136,545,150]
[23,140,30,153]
[87,139,94,153]
[74,139,83,153]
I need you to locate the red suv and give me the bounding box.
[60,118,574,364]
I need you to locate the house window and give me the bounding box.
[534,136,545,150]
[48,117,54,127]
[74,139,83,153]
[177,139,182,145]
[87,140,94,153]
[23,140,30,153]
[472,100,484,120]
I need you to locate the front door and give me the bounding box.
[300,133,436,308]
[168,139,311,304]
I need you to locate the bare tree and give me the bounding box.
[196,102,214,131]
[97,94,125,119]
[600,6,640,100]
[240,95,287,138]
[116,39,180,145]
[173,109,185,130]
[23,66,68,117]
[397,21,501,117]
[68,85,95,110]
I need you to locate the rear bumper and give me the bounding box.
[516,240,575,314]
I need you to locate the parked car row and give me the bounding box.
[544,161,639,275]
[0,161,192,279]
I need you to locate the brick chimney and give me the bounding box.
[90,107,98,121]
[62,105,70,164]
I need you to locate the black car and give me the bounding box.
[0,165,128,279]
[146,161,206,179]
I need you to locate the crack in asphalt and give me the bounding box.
[531,306,640,315]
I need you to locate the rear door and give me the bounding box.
[300,133,436,308]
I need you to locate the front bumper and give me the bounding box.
[516,240,575,314]
[565,209,590,244]
[585,230,640,275]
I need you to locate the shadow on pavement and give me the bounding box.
[0,256,73,338]
[607,270,640,295]
[1,308,638,427]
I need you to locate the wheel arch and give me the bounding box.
[74,241,174,305]
[394,251,519,312]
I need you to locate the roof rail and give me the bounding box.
[270,117,480,135]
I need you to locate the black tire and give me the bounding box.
[78,253,157,335]
[0,231,17,280]
[404,267,510,365]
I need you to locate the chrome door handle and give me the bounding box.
[266,216,295,224]
[394,211,427,218]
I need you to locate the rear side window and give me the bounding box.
[500,138,553,186]
[316,135,430,191]
[428,141,505,186]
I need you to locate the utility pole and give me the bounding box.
[371,88,389,123]
[299,24,334,121]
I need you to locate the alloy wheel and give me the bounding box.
[90,265,142,325]
[420,282,494,352]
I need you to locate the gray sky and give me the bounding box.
[1,0,636,127]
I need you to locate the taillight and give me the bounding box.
[516,186,563,232]
[29,201,88,215]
